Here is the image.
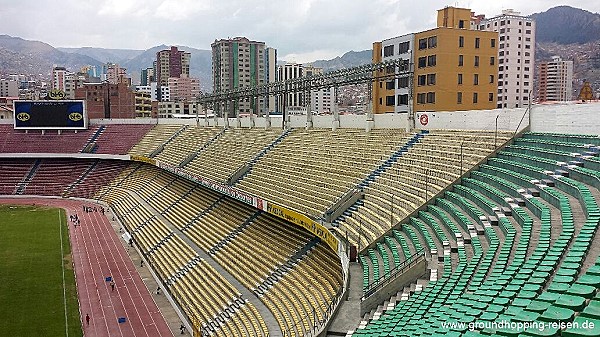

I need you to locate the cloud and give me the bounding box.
[154,0,212,20]
[97,0,150,17]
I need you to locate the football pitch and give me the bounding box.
[0,204,82,337]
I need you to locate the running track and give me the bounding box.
[0,198,174,337]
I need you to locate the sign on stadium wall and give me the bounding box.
[151,159,340,252]
[263,201,339,252]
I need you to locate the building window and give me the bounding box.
[490,56,495,65]
[398,77,409,88]
[426,92,435,103]
[459,36,464,47]
[526,22,532,26]
[458,74,463,85]
[457,92,463,104]
[427,74,436,85]
[474,74,479,85]
[397,94,408,105]
[399,41,410,54]
[417,93,426,104]
[427,55,437,67]
[473,92,478,103]
[489,93,494,102]
[418,75,426,86]
[418,38,427,50]
[458,55,464,66]
[489,75,495,83]
[386,95,395,106]
[418,57,426,68]
[475,37,480,48]
[383,45,394,57]
[428,36,437,48]
[386,81,395,90]
[474,56,480,67]
[491,38,496,48]
[459,20,465,28]
[526,29,531,34]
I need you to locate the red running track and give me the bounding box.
[0,198,174,337]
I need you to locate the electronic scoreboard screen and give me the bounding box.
[13,100,87,130]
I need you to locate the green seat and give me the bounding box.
[566,283,597,299]
[525,301,552,315]
[540,305,575,322]
[580,300,600,319]
[555,294,587,311]
[577,274,600,288]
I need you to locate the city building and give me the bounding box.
[135,91,153,118]
[278,63,304,109]
[265,47,278,113]
[212,37,274,116]
[0,79,18,97]
[75,82,136,119]
[140,67,154,86]
[103,63,128,85]
[52,66,68,93]
[478,9,536,108]
[156,46,191,87]
[538,56,574,102]
[0,97,17,120]
[167,76,200,102]
[373,34,413,114]
[157,101,198,118]
[372,7,499,114]
[51,67,88,99]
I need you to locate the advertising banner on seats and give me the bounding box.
[130,155,156,166]
[156,161,258,207]
[262,201,339,252]
[150,160,339,252]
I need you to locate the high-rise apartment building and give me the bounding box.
[52,66,68,92]
[278,63,304,108]
[373,7,498,114]
[538,56,573,102]
[140,67,154,86]
[265,47,278,113]
[0,80,18,97]
[479,9,535,108]
[103,63,128,85]
[373,34,413,114]
[156,46,191,86]
[212,37,275,116]
[167,76,200,102]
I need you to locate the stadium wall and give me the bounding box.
[416,107,529,132]
[530,102,600,135]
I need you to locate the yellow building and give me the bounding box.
[373,7,499,113]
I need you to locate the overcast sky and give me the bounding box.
[1,0,598,63]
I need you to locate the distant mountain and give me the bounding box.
[57,47,144,65]
[531,6,600,44]
[310,50,372,72]
[0,34,102,77]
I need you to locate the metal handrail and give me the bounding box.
[362,248,426,298]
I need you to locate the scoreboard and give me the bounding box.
[13,100,88,130]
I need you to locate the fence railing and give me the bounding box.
[362,248,426,299]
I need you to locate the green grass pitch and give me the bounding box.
[0,204,82,337]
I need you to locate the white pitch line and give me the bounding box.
[58,209,69,337]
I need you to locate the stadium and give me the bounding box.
[1,96,599,337]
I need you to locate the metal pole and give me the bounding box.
[495,114,499,148]
[460,141,464,175]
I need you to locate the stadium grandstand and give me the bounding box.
[0,100,599,337]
